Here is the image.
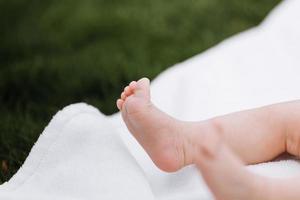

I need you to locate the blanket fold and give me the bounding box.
[0,104,154,200]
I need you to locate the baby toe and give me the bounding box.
[124,86,132,96]
[121,92,126,100]
[116,99,124,110]
[129,81,137,90]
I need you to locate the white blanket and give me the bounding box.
[1,0,300,199]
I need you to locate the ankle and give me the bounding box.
[187,120,223,164]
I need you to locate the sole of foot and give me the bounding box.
[116,78,192,172]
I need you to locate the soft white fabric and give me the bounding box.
[0,104,154,200]
[1,0,300,199]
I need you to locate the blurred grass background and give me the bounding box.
[0,0,281,183]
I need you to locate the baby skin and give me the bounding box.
[117,78,300,200]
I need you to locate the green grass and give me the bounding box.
[0,0,281,183]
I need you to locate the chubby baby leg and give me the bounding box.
[117,78,300,199]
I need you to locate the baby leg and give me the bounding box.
[208,100,300,164]
[193,128,300,200]
[117,78,293,169]
[117,78,300,199]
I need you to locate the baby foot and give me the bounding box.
[116,78,193,172]
[117,78,272,199]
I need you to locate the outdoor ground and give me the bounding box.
[0,0,281,183]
